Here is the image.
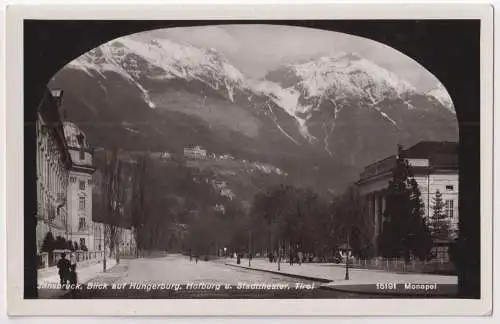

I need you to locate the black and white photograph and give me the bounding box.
[4,3,493,317]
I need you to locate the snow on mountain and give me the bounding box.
[68,37,245,104]
[427,83,455,114]
[292,53,416,101]
[249,53,420,142]
[65,36,456,156]
[248,79,313,140]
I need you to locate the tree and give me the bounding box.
[378,145,432,261]
[249,184,337,261]
[331,187,374,259]
[429,190,451,241]
[66,240,74,251]
[101,148,125,267]
[131,153,151,257]
[41,232,55,253]
[54,236,67,250]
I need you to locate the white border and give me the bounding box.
[5,3,494,316]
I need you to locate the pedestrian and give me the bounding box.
[56,253,70,289]
[195,255,199,264]
[298,251,303,265]
[69,253,78,287]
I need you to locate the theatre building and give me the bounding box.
[356,141,459,256]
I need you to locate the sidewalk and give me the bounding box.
[225,258,458,296]
[38,258,118,298]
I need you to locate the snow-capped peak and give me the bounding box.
[67,36,246,103]
[290,52,417,101]
[427,83,455,114]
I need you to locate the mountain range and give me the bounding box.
[49,35,458,194]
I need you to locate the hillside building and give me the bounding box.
[183,145,207,160]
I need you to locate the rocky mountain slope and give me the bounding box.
[49,34,458,194]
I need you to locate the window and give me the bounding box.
[446,185,454,191]
[88,179,92,186]
[80,238,86,247]
[80,149,85,160]
[79,180,85,190]
[78,217,87,231]
[70,176,76,183]
[445,200,454,218]
[79,197,85,210]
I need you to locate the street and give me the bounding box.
[36,254,457,299]
[50,254,365,298]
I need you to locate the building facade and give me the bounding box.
[36,88,137,261]
[356,141,459,255]
[64,122,97,251]
[183,145,207,160]
[36,89,72,251]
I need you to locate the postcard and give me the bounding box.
[4,2,493,316]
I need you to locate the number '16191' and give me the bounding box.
[376,282,397,290]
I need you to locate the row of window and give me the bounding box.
[69,177,93,189]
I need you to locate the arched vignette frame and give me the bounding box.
[5,4,492,315]
[22,19,481,298]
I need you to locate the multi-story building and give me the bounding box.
[36,89,72,251]
[64,121,97,251]
[356,141,459,255]
[37,87,137,264]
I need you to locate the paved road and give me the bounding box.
[51,254,454,299]
[56,254,367,298]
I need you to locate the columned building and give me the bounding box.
[64,122,97,251]
[356,141,459,255]
[36,89,72,251]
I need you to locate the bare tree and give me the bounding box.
[131,153,150,258]
[101,148,124,271]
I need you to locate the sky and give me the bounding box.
[140,25,441,92]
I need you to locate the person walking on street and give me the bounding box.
[56,253,70,289]
[297,251,303,265]
[69,253,78,286]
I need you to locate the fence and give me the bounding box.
[37,250,106,270]
[350,257,456,275]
